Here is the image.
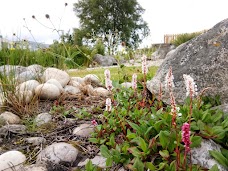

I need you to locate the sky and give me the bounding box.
[0,0,227,47]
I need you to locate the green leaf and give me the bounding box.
[158,162,166,170]
[159,130,170,148]
[138,137,148,153]
[211,110,223,123]
[146,162,156,170]
[190,136,202,148]
[109,133,115,147]
[169,160,177,171]
[159,150,169,159]
[106,157,113,167]
[209,150,228,168]
[222,117,228,128]
[133,158,144,171]
[89,138,99,144]
[154,120,164,131]
[128,147,141,157]
[85,160,94,171]
[128,121,143,135]
[100,145,111,158]
[221,148,228,159]
[202,111,211,122]
[209,164,219,171]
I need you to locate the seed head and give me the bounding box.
[45,14,50,19]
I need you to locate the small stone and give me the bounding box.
[78,155,107,168]
[0,150,26,171]
[35,113,52,126]
[69,77,84,85]
[0,111,21,124]
[46,78,64,93]
[83,74,101,86]
[93,87,110,97]
[16,80,40,92]
[72,124,94,137]
[0,124,26,136]
[17,90,34,104]
[121,82,132,88]
[64,85,81,94]
[36,142,78,165]
[25,137,46,146]
[23,164,47,171]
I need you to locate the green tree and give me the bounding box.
[73,0,150,53]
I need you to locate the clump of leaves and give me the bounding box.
[88,84,228,170]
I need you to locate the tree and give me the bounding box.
[73,0,150,53]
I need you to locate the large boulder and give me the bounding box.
[147,18,228,105]
[93,54,118,66]
[151,44,176,60]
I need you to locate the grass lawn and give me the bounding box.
[68,65,158,83]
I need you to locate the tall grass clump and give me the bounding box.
[171,31,205,46]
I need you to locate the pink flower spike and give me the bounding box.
[104,69,111,80]
[183,74,198,97]
[91,120,98,126]
[131,73,137,90]
[105,79,113,91]
[105,98,112,111]
[182,123,191,153]
[141,55,148,74]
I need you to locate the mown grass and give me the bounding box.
[68,65,158,84]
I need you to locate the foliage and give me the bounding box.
[73,0,150,52]
[88,75,228,170]
[171,31,204,46]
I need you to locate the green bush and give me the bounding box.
[171,32,203,46]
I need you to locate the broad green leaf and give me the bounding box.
[169,160,177,171]
[190,136,202,148]
[190,121,199,131]
[159,150,169,159]
[89,138,99,144]
[154,120,164,131]
[211,110,223,123]
[138,137,148,152]
[197,120,205,130]
[128,147,141,157]
[221,148,228,159]
[209,164,219,171]
[109,133,115,147]
[85,160,94,171]
[222,117,228,128]
[209,150,228,168]
[146,162,156,170]
[106,157,113,167]
[100,145,111,158]
[202,112,211,122]
[133,158,144,171]
[159,130,170,148]
[158,162,166,170]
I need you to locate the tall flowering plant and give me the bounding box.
[104,69,113,91]
[131,73,137,91]
[182,122,192,169]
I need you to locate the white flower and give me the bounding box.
[183,74,198,97]
[105,79,113,91]
[131,73,137,90]
[105,98,112,111]
[104,69,111,80]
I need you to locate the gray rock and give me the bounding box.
[93,87,110,97]
[147,18,228,105]
[191,139,227,171]
[35,113,52,126]
[16,90,34,104]
[152,44,176,59]
[78,155,107,168]
[0,65,26,77]
[93,54,118,66]
[64,85,81,95]
[0,124,27,136]
[73,123,94,137]
[46,78,64,93]
[25,137,46,146]
[83,74,101,87]
[0,150,26,171]
[16,80,40,92]
[0,111,21,124]
[23,164,47,171]
[16,70,38,83]
[36,142,78,165]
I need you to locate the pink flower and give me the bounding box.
[105,98,112,111]
[182,123,191,153]
[131,73,137,90]
[91,120,98,126]
[141,55,148,74]
[183,74,198,97]
[165,67,175,91]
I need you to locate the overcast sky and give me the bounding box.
[0,0,227,47]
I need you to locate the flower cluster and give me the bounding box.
[141,55,148,75]
[105,98,112,111]
[104,69,113,91]
[183,74,198,97]
[131,73,137,90]
[165,67,175,91]
[181,123,191,153]
[91,119,98,126]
